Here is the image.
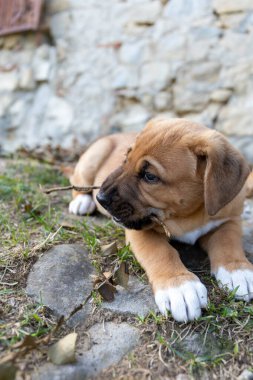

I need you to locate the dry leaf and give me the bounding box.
[60,219,76,229]
[0,363,17,380]
[114,262,129,289]
[103,271,112,280]
[92,274,106,286]
[101,242,118,256]
[97,282,117,302]
[48,333,77,365]
[12,335,37,349]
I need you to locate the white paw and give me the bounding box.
[69,194,96,215]
[154,280,208,322]
[214,267,253,302]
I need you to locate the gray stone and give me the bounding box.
[210,88,232,102]
[154,92,173,111]
[0,94,12,117]
[156,32,186,61]
[110,105,150,131]
[218,13,248,30]
[2,35,21,49]
[0,72,18,91]
[186,103,221,129]
[18,66,35,90]
[36,44,51,60]
[31,45,54,83]
[186,27,221,61]
[176,375,191,380]
[173,85,210,113]
[176,332,233,359]
[238,369,253,380]
[222,32,253,65]
[9,99,27,128]
[219,61,253,93]
[163,0,212,21]
[140,62,172,91]
[102,276,157,317]
[140,93,154,108]
[119,40,151,65]
[33,60,51,82]
[32,322,140,380]
[123,1,162,25]
[213,0,253,14]
[178,62,221,84]
[56,39,68,62]
[43,96,74,133]
[111,66,138,89]
[46,0,70,14]
[216,94,253,135]
[50,12,71,40]
[26,244,95,325]
[228,136,253,164]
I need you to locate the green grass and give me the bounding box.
[0,158,128,351]
[1,157,253,380]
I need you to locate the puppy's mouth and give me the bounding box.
[96,190,157,230]
[112,215,153,230]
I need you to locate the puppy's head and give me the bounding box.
[97,118,250,229]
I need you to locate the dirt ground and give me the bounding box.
[1,155,253,380]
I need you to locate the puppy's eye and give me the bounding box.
[143,172,160,184]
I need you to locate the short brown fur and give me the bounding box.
[70,118,253,318]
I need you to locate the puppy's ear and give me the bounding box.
[194,135,250,216]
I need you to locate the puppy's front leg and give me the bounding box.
[200,220,253,301]
[125,229,207,322]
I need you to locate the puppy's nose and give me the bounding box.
[96,191,111,209]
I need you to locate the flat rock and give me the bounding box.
[177,332,233,359]
[32,322,140,380]
[26,244,95,326]
[102,276,157,317]
[238,369,253,380]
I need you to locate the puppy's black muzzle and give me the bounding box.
[96,188,134,220]
[96,191,111,210]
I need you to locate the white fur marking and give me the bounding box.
[176,219,228,245]
[155,280,208,322]
[214,267,253,302]
[69,194,96,215]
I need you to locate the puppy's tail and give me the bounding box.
[246,170,253,198]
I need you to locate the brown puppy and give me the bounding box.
[69,118,253,322]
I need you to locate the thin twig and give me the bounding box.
[42,185,100,194]
[31,226,62,253]
[151,216,171,238]
[158,344,171,369]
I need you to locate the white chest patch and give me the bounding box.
[175,219,227,245]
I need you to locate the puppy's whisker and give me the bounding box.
[151,215,171,239]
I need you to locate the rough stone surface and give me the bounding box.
[228,136,253,164]
[26,244,95,325]
[177,332,233,359]
[238,369,253,380]
[102,276,157,317]
[0,0,252,162]
[32,322,140,380]
[213,0,253,15]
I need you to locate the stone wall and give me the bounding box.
[0,0,253,161]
